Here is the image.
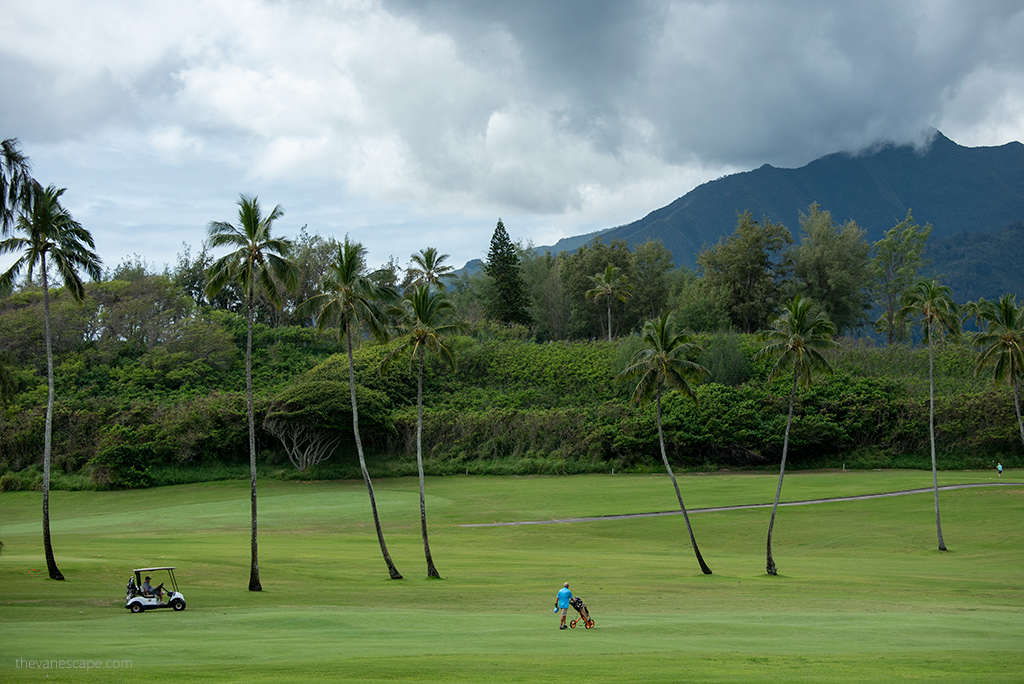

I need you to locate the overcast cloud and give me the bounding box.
[2,0,1023,273]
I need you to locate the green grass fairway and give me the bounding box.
[1,470,1022,682]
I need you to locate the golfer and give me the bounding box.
[997,463,1003,478]
[142,575,163,601]
[555,582,573,630]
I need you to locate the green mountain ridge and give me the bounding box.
[525,130,1024,299]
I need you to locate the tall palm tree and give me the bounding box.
[204,193,297,591]
[300,238,403,579]
[969,294,1024,450]
[0,184,101,580]
[407,247,455,290]
[616,311,712,574]
[754,295,836,575]
[587,264,632,341]
[898,279,960,552]
[381,285,467,578]
[1,138,34,235]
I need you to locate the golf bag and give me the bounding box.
[569,595,594,628]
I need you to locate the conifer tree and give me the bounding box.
[483,219,532,326]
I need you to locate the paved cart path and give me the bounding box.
[459,481,1022,527]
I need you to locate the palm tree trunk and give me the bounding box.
[766,372,798,576]
[1013,376,1024,450]
[40,260,64,581]
[246,291,261,591]
[417,352,440,578]
[348,324,402,580]
[607,300,613,342]
[656,387,712,575]
[928,323,947,551]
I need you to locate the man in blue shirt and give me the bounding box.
[556,582,573,629]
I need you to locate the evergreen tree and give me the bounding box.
[698,211,793,333]
[792,203,872,335]
[483,219,532,326]
[872,211,932,344]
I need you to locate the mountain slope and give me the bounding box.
[566,130,1024,271]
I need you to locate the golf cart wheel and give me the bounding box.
[129,603,143,613]
[585,619,594,629]
[171,598,186,611]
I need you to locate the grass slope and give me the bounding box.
[1,471,1022,682]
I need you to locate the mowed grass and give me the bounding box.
[0,470,1022,682]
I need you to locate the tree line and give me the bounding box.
[3,137,1023,585]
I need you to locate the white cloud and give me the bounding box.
[2,0,1022,274]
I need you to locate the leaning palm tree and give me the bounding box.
[381,285,467,578]
[969,294,1024,450]
[898,279,960,552]
[754,295,836,575]
[0,183,102,580]
[616,311,712,574]
[587,264,633,342]
[1,138,34,234]
[407,247,455,290]
[300,238,403,579]
[204,193,297,591]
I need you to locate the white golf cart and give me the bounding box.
[125,567,186,613]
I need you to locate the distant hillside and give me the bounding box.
[926,221,1024,301]
[539,131,1024,278]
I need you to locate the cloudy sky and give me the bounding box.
[3,0,1023,275]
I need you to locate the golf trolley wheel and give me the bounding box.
[585,619,594,629]
[129,603,143,613]
[569,619,577,628]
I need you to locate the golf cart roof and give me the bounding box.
[133,567,176,573]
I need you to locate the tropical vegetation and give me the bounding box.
[2,137,1023,586]
[617,312,712,574]
[204,193,298,591]
[1,182,101,579]
[753,295,837,575]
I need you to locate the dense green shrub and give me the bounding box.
[3,287,1023,490]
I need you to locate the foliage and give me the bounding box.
[483,219,532,326]
[406,246,456,291]
[4,226,1024,492]
[699,331,752,386]
[1,137,33,235]
[872,211,932,343]
[586,263,633,341]
[671,267,732,333]
[968,293,1024,449]
[697,211,794,333]
[791,203,872,334]
[265,379,395,443]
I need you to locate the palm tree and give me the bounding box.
[300,238,403,579]
[616,311,712,574]
[898,279,960,552]
[587,264,632,341]
[754,295,836,575]
[407,247,455,290]
[204,193,297,591]
[381,285,467,578]
[1,138,34,235]
[0,184,102,580]
[969,294,1024,450]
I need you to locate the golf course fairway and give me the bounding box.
[1,470,1021,682]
